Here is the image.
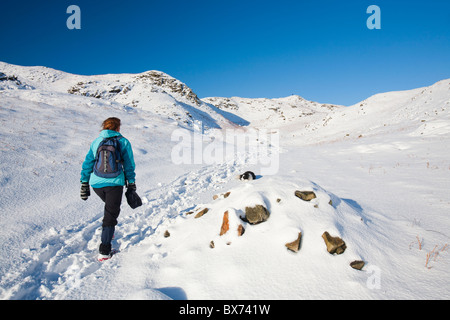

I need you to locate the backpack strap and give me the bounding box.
[114,136,124,164]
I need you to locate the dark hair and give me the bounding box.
[102,117,121,131]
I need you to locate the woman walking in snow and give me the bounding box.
[80,117,136,261]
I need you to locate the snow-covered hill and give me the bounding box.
[0,62,236,130]
[1,61,449,300]
[202,95,341,128]
[204,79,450,145]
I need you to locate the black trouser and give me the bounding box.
[93,186,124,227]
[93,186,123,254]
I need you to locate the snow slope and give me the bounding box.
[202,95,341,128]
[204,79,450,145]
[1,62,449,300]
[0,62,236,131]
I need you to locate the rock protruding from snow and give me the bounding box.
[244,204,270,224]
[295,190,317,201]
[322,231,347,255]
[285,232,302,253]
[194,207,209,218]
[185,177,361,267]
[219,211,230,236]
[0,72,33,90]
[135,71,201,105]
[350,260,365,270]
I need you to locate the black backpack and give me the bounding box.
[93,137,124,178]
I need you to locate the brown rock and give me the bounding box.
[220,211,230,236]
[164,230,170,238]
[285,232,302,253]
[295,190,317,201]
[322,231,346,254]
[194,207,208,218]
[237,224,245,236]
[214,192,230,200]
[244,205,270,224]
[350,260,365,270]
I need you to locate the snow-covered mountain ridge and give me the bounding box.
[2,61,449,141]
[202,95,341,128]
[0,61,234,130]
[1,61,343,131]
[203,79,450,144]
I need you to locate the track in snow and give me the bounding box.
[0,161,243,300]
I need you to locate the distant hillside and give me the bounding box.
[203,79,450,144]
[0,61,235,130]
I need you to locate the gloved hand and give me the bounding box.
[81,182,90,200]
[127,182,136,191]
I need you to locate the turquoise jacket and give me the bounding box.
[81,130,136,188]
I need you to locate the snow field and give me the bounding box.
[1,62,449,300]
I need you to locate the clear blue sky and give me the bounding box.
[1,0,449,105]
